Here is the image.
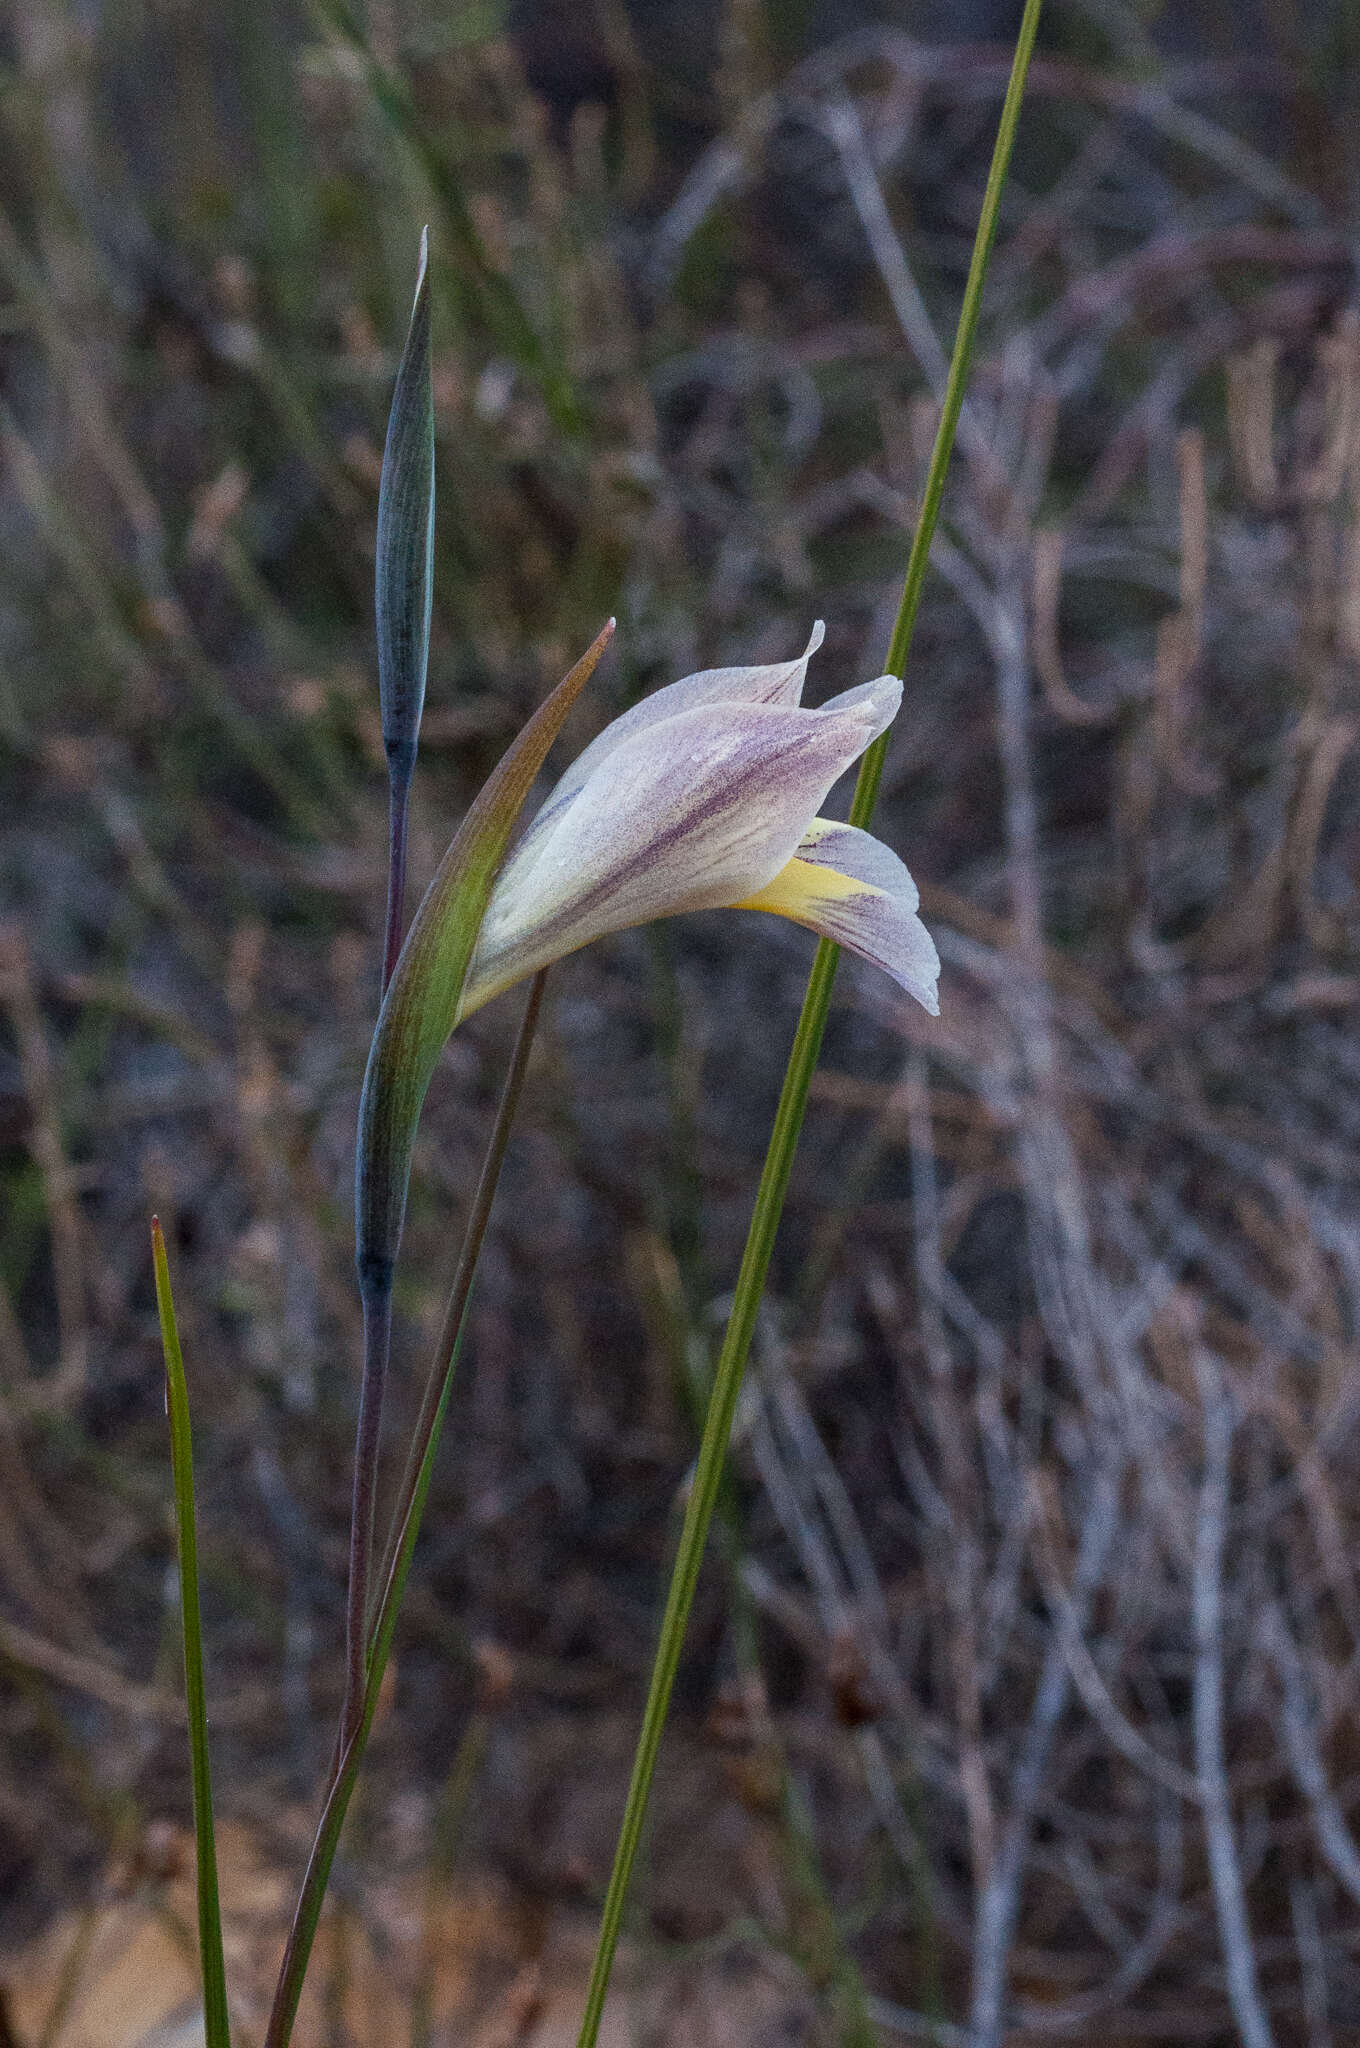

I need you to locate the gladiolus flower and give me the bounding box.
[457,623,940,1020]
[356,621,937,1297]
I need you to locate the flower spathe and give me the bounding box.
[457,625,940,1020]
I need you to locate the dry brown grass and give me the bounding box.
[3,5,1360,2042]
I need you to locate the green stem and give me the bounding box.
[573,6,1044,2041]
[340,1281,391,1749]
[370,971,550,1630]
[151,1219,232,2048]
[265,971,547,2048]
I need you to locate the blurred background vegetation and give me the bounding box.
[5,0,1360,2040]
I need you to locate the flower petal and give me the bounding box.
[734,818,940,1015]
[459,674,901,1017]
[525,623,826,839]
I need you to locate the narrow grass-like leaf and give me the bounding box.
[266,974,547,2048]
[355,620,612,1301]
[377,227,435,988]
[151,1218,231,2048]
[573,7,1044,2042]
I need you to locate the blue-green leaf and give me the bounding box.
[376,228,434,786]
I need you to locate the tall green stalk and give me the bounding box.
[151,1219,232,2048]
[573,6,1044,2041]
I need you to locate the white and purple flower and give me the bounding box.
[457,624,939,1020]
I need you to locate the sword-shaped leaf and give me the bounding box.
[376,227,434,787]
[376,230,436,986]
